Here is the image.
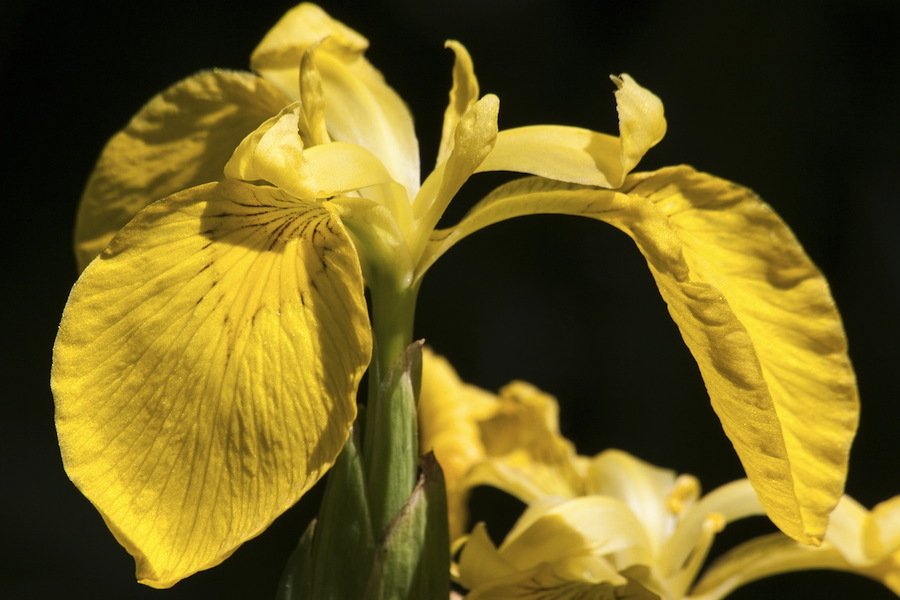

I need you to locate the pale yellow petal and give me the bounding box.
[52,181,371,587]
[413,95,499,258]
[250,3,420,198]
[582,450,678,555]
[224,103,316,200]
[455,523,518,590]
[476,74,665,189]
[436,41,480,167]
[75,70,291,271]
[422,168,858,545]
[498,496,654,572]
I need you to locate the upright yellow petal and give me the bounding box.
[251,3,421,198]
[436,41,480,167]
[423,168,857,545]
[52,181,371,587]
[476,74,665,188]
[75,70,291,271]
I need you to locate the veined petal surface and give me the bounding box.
[251,3,420,199]
[424,167,857,544]
[75,70,291,271]
[52,181,371,587]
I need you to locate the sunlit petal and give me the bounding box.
[250,3,420,198]
[52,181,371,587]
[423,168,857,544]
[75,70,290,271]
[476,74,665,188]
[582,450,678,555]
[498,497,653,572]
[436,41,480,167]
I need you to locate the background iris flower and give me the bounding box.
[419,349,899,599]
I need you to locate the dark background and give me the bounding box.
[2,0,898,598]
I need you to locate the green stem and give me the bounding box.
[363,277,421,536]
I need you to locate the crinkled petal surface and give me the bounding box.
[52,181,371,587]
[424,167,858,544]
[75,70,291,271]
[250,3,420,199]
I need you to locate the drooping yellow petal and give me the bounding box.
[476,74,665,189]
[422,168,858,545]
[582,450,678,556]
[436,41,480,167]
[623,166,858,543]
[250,3,421,199]
[52,181,371,587]
[75,70,291,271]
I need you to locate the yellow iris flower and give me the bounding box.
[419,351,898,599]
[53,2,857,588]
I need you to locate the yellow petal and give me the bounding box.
[498,497,653,572]
[413,95,499,257]
[436,41,480,167]
[224,103,317,200]
[623,166,858,543]
[75,70,291,271]
[251,3,421,198]
[462,551,648,600]
[419,348,498,539]
[423,168,858,545]
[476,74,665,188]
[455,523,518,590]
[460,381,584,504]
[582,450,678,555]
[52,181,371,587]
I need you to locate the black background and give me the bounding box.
[2,0,899,598]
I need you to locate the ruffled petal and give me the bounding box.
[476,74,665,188]
[422,168,858,545]
[250,3,420,198]
[75,70,291,271]
[419,348,498,539]
[52,181,371,587]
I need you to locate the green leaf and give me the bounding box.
[364,341,423,536]
[364,453,451,600]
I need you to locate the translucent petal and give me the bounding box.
[498,496,654,573]
[52,181,371,587]
[250,3,420,199]
[423,168,858,544]
[75,70,291,271]
[582,450,678,555]
[476,74,665,189]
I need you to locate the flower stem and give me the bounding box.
[363,278,421,536]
